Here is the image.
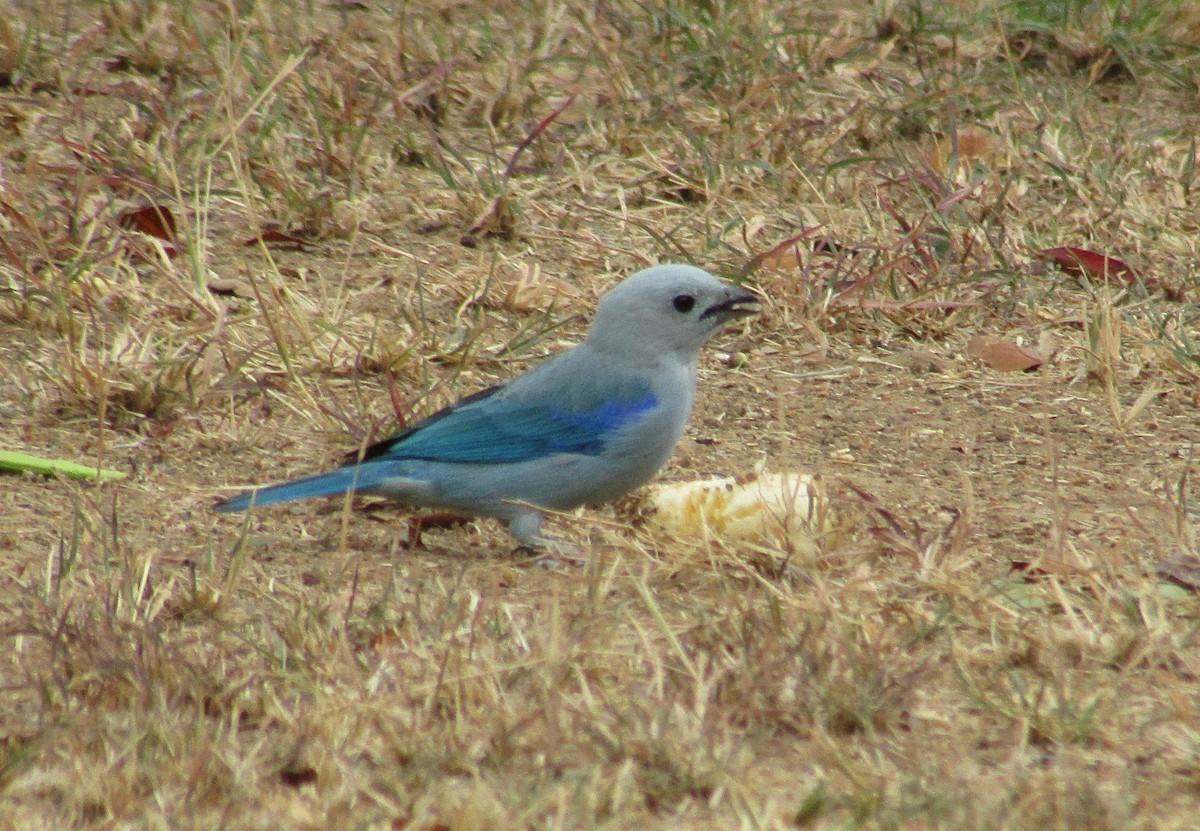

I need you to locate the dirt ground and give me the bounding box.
[2,2,1200,828]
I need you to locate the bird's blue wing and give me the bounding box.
[357,379,659,464]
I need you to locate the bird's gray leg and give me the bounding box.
[506,510,548,546]
[506,510,581,556]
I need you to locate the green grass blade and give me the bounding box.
[0,450,125,482]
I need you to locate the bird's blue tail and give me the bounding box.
[213,464,387,512]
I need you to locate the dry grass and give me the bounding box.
[2,0,1200,828]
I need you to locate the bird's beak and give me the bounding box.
[701,289,760,322]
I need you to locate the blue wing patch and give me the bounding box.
[356,382,659,465]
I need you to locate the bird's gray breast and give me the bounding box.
[571,360,696,501]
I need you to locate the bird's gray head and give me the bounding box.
[586,264,759,358]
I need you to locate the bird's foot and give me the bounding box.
[510,546,585,568]
[507,512,583,556]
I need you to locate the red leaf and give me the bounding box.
[1036,246,1149,286]
[118,203,177,242]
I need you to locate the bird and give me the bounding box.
[213,263,759,550]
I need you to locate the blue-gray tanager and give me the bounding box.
[213,264,759,548]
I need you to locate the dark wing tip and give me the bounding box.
[349,382,509,464]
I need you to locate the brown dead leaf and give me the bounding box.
[749,227,823,275]
[118,202,181,260]
[927,127,998,174]
[967,336,1043,372]
[118,203,177,242]
[759,243,805,272]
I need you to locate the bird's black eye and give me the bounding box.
[672,294,696,313]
